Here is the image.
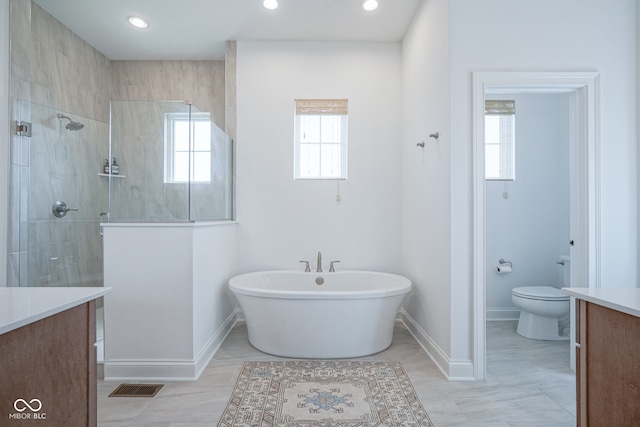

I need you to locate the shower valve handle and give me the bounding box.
[52,201,78,218]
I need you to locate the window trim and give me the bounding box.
[293,99,348,180]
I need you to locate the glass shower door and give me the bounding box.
[108,100,233,222]
[14,100,108,288]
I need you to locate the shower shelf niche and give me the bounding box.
[98,173,125,178]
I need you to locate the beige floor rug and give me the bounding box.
[217,360,434,426]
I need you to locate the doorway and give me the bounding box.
[472,72,601,380]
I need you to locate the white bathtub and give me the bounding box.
[228,270,411,358]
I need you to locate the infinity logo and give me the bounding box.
[14,399,42,412]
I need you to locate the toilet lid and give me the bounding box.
[512,286,569,301]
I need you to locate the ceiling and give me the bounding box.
[33,0,422,61]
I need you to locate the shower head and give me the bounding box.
[57,113,84,131]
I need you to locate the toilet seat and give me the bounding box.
[512,286,569,301]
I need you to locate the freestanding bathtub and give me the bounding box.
[228,270,412,358]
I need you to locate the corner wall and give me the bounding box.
[400,0,458,377]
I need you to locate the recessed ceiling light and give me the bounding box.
[128,16,148,29]
[263,0,278,10]
[362,0,378,11]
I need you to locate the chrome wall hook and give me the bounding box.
[429,132,439,140]
[416,141,425,148]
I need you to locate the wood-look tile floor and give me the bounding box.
[97,321,575,426]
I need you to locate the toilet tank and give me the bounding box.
[560,256,570,287]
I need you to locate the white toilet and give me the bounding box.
[511,256,570,340]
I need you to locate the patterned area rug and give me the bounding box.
[217,360,434,427]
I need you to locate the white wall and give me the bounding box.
[236,41,403,273]
[192,223,238,356]
[448,0,638,365]
[486,94,571,313]
[0,0,9,286]
[103,222,238,381]
[401,0,454,368]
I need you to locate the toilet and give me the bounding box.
[511,256,570,340]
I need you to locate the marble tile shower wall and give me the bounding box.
[9,0,111,286]
[111,60,226,126]
[110,61,227,221]
[109,100,230,221]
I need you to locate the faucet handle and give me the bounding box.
[329,261,340,272]
[299,260,311,272]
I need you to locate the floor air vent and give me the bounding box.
[109,384,164,398]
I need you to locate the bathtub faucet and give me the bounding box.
[316,251,322,272]
[299,260,311,272]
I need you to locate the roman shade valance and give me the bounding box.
[295,99,348,115]
[485,100,515,115]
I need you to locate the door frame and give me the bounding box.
[472,71,600,380]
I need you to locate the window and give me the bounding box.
[294,99,348,179]
[485,100,515,180]
[165,112,211,183]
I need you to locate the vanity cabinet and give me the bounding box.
[575,298,640,426]
[0,287,109,427]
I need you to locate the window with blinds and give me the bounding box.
[485,100,515,181]
[294,99,348,179]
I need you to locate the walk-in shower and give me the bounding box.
[9,99,233,288]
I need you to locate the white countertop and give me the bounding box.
[0,287,111,335]
[562,287,640,318]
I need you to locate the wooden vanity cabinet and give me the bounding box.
[0,300,97,427]
[576,299,640,426]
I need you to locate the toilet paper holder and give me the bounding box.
[498,259,513,268]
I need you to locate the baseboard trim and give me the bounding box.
[104,309,240,382]
[486,307,521,321]
[398,309,475,382]
[193,309,240,379]
[104,360,201,382]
